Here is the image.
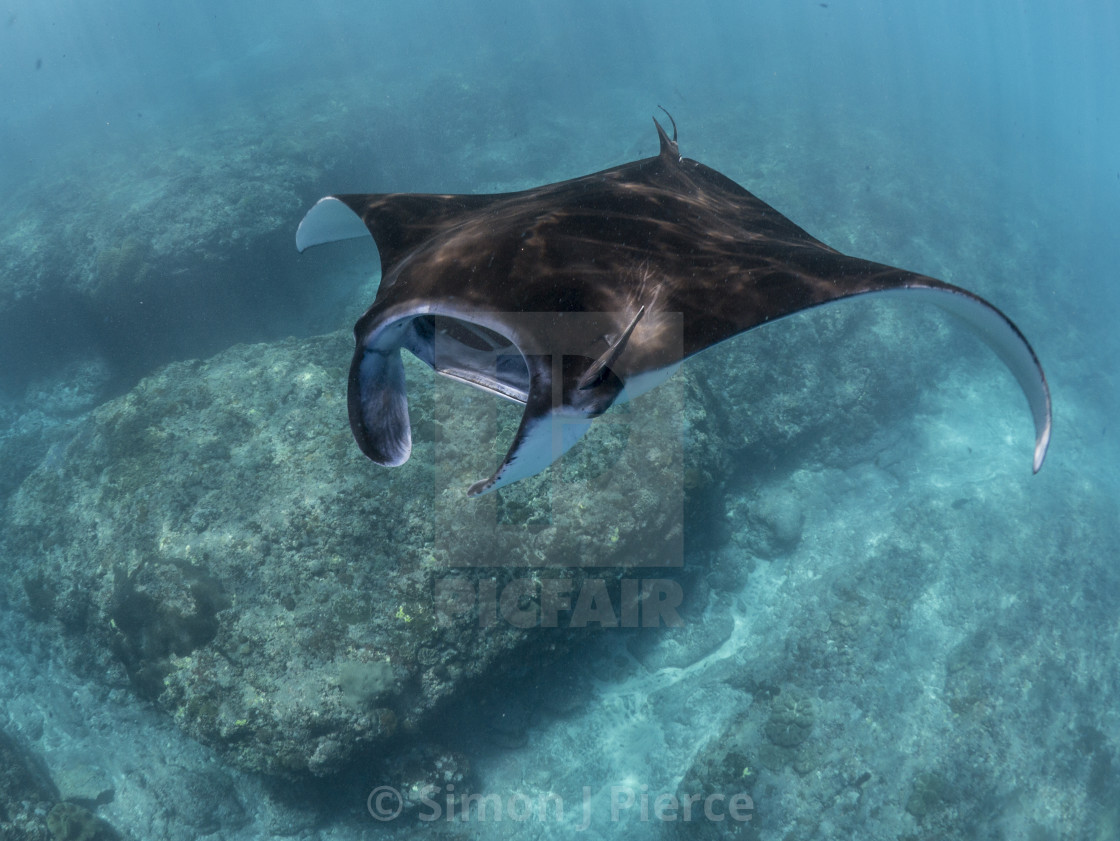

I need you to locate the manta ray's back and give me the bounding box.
[296,117,1051,495]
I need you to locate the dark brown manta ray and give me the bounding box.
[296,116,1051,496]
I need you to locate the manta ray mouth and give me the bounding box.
[348,309,533,468]
[412,314,531,404]
[350,307,635,495]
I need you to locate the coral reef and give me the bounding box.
[763,689,815,748]
[0,328,719,776]
[0,728,58,841]
[0,728,121,841]
[0,80,379,403]
[44,802,119,841]
[690,300,940,480]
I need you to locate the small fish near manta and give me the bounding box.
[296,114,1051,496]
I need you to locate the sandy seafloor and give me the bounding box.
[2,4,1120,840]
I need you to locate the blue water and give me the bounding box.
[2,1,1119,839]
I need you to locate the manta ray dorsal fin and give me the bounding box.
[578,306,646,391]
[652,115,680,161]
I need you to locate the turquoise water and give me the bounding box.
[1,2,1118,839]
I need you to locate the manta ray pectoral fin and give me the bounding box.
[578,306,646,391]
[297,191,513,272]
[871,284,1052,472]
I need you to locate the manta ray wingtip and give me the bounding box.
[295,196,368,252]
[1032,408,1052,474]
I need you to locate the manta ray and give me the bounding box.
[296,114,1051,496]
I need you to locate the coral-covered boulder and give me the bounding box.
[1,330,714,776]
